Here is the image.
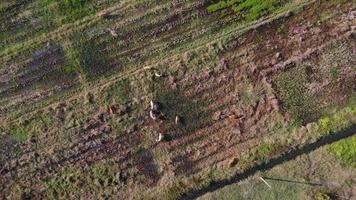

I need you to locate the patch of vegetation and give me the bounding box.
[329,67,339,81]
[249,143,280,162]
[328,135,356,168]
[97,78,132,135]
[238,143,282,166]
[47,164,119,199]
[40,0,97,25]
[239,75,263,107]
[164,171,217,199]
[2,182,29,200]
[302,94,356,146]
[276,66,319,125]
[315,10,332,26]
[206,183,245,200]
[314,192,331,200]
[208,0,287,21]
[267,118,297,135]
[277,23,286,33]
[163,181,188,200]
[154,86,210,138]
[7,113,52,142]
[47,168,82,199]
[165,171,224,200]
[100,79,131,105]
[327,0,348,5]
[316,106,356,138]
[64,34,113,80]
[0,1,12,10]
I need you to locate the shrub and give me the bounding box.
[314,192,331,200]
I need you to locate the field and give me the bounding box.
[0,0,355,199]
[199,135,356,200]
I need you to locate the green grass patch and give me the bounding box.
[316,107,356,138]
[7,113,52,142]
[208,0,287,21]
[39,0,97,25]
[237,143,282,167]
[248,143,280,162]
[328,135,356,168]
